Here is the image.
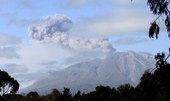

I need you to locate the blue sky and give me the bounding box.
[0,0,168,53]
[0,0,169,89]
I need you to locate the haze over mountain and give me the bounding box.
[22,51,155,95]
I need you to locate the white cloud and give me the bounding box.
[0,34,21,59]
[9,18,38,27]
[0,34,21,45]
[59,0,86,8]
[112,0,144,4]
[113,37,147,45]
[18,43,71,64]
[1,63,28,75]
[56,0,144,9]
[1,42,74,89]
[17,0,39,9]
[71,8,154,37]
[0,47,20,58]
[15,71,50,89]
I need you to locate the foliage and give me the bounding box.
[148,0,170,38]
[117,84,135,101]
[0,70,19,96]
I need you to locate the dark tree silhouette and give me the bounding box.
[26,91,40,101]
[147,0,170,72]
[0,70,19,96]
[46,89,61,101]
[117,84,135,101]
[27,91,39,98]
[74,90,82,101]
[60,88,73,101]
[136,70,159,101]
[147,0,170,39]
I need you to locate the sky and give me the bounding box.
[0,0,169,89]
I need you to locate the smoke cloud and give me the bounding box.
[28,14,115,52]
[28,15,72,40]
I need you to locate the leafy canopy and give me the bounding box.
[0,70,19,95]
[148,0,170,39]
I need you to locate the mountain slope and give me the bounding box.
[22,51,155,94]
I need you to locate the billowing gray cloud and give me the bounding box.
[45,36,115,52]
[28,15,72,40]
[66,38,115,52]
[28,15,116,52]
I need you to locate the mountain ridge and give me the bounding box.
[21,51,155,95]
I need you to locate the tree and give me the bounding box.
[117,84,135,101]
[59,88,73,101]
[26,91,40,101]
[74,90,82,101]
[46,89,61,101]
[147,0,170,39]
[27,91,39,98]
[136,71,159,101]
[0,70,19,96]
[147,0,170,63]
[95,86,112,101]
[147,0,170,72]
